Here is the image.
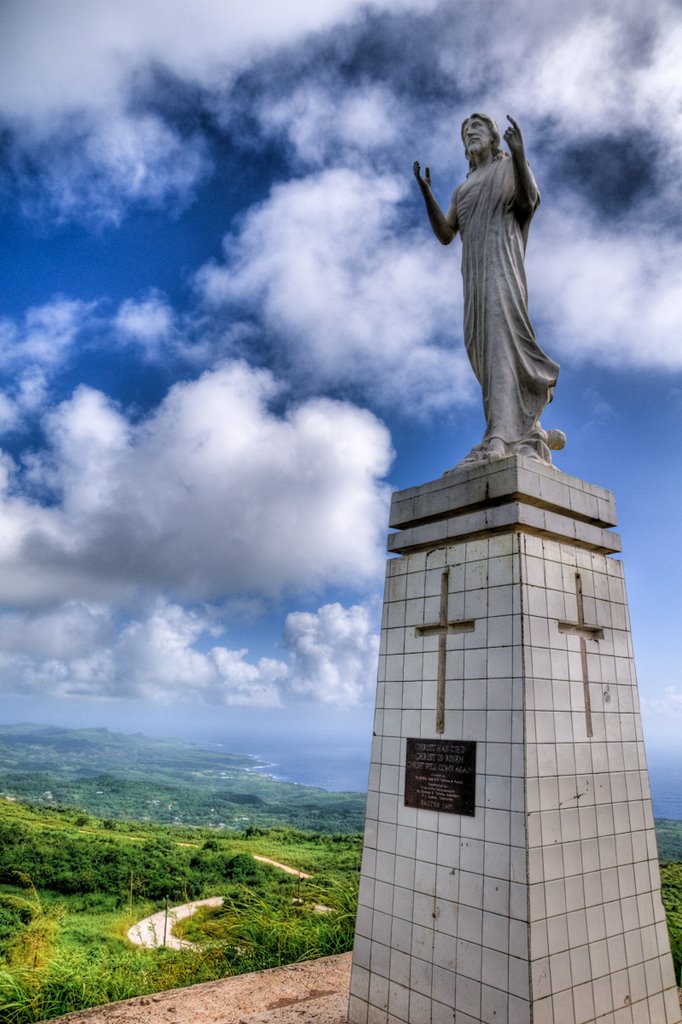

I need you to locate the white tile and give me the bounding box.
[567,982,595,1024]
[414,859,436,895]
[454,974,482,1018]
[458,869,484,908]
[386,980,409,1021]
[483,910,510,953]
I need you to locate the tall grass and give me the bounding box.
[177,879,357,967]
[0,879,358,1024]
[0,945,238,1024]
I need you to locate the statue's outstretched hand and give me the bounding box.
[413,161,431,190]
[503,115,525,157]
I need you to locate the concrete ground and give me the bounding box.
[44,952,352,1024]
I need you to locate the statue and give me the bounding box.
[414,113,564,469]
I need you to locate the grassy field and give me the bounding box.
[2,797,682,1021]
[0,798,361,1023]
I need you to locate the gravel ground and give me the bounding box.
[41,952,352,1024]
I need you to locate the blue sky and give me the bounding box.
[0,0,680,755]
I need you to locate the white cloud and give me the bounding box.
[115,291,175,360]
[641,687,682,718]
[0,0,437,124]
[210,646,287,708]
[257,83,401,167]
[15,112,210,226]
[499,15,627,134]
[0,0,438,222]
[0,598,287,707]
[0,298,92,370]
[0,299,90,434]
[197,167,475,414]
[529,205,682,371]
[0,360,392,606]
[502,8,682,149]
[283,601,379,707]
[0,596,378,708]
[0,602,112,660]
[113,602,287,706]
[0,371,51,437]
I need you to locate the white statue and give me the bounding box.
[414,113,564,469]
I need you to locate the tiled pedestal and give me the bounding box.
[348,456,680,1024]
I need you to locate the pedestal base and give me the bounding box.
[349,457,679,1024]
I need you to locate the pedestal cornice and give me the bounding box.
[388,456,621,556]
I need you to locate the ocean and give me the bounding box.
[239,738,372,794]
[646,753,682,821]
[232,740,682,820]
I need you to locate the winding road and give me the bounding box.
[127,855,330,949]
[127,896,224,950]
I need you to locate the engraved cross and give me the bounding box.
[415,569,475,734]
[557,572,604,739]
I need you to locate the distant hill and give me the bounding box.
[0,723,366,833]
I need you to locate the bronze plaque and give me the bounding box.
[404,738,476,815]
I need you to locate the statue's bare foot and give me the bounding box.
[486,438,507,461]
[515,443,546,462]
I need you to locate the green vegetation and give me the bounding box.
[654,819,682,864]
[1,726,682,1020]
[0,798,362,1022]
[662,862,682,984]
[0,724,366,833]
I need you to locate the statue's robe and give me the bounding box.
[453,156,558,452]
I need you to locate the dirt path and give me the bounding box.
[127,897,224,950]
[126,855,328,950]
[253,855,311,878]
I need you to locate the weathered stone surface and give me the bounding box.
[414,115,561,468]
[388,456,620,556]
[349,459,679,1024]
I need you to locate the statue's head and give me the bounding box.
[461,113,505,171]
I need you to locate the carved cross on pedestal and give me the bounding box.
[557,572,604,739]
[415,569,475,734]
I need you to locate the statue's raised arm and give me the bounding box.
[413,161,458,245]
[415,112,564,471]
[503,114,539,218]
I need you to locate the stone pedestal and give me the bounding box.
[348,456,680,1024]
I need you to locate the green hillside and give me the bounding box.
[1,726,682,1021]
[0,724,366,833]
[0,798,361,1022]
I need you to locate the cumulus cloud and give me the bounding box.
[0,0,440,122]
[0,298,92,371]
[0,601,113,660]
[0,0,437,222]
[0,360,391,606]
[197,167,474,414]
[528,204,682,371]
[115,291,175,361]
[0,599,288,707]
[256,82,402,167]
[0,597,378,708]
[113,603,288,706]
[0,299,91,433]
[10,112,211,226]
[283,601,379,707]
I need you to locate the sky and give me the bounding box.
[0,0,681,758]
